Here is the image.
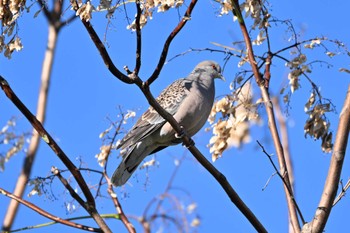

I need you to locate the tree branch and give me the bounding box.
[302,84,350,233]
[0,76,112,233]
[145,0,198,86]
[257,141,305,224]
[80,20,132,84]
[136,84,267,233]
[105,174,136,233]
[76,3,266,231]
[2,22,59,232]
[0,187,102,232]
[273,97,298,233]
[134,1,142,75]
[230,0,300,231]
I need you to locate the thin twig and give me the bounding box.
[0,187,102,232]
[9,214,119,233]
[105,174,136,233]
[333,179,350,206]
[51,167,87,207]
[273,97,297,233]
[262,172,277,191]
[145,0,198,86]
[257,140,305,224]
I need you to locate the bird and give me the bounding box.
[111,60,224,186]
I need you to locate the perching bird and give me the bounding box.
[111,60,224,186]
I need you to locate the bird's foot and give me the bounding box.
[175,126,186,139]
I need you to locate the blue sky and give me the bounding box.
[1,0,349,232]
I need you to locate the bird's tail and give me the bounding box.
[111,146,146,186]
[111,161,136,186]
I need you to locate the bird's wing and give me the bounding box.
[118,78,194,150]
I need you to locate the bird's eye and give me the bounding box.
[211,64,217,71]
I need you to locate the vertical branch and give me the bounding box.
[230,0,300,231]
[134,1,142,75]
[273,97,298,233]
[2,23,59,231]
[302,85,350,233]
[106,176,136,233]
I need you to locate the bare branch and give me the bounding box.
[273,97,297,233]
[105,174,136,233]
[2,23,59,231]
[145,0,198,86]
[0,187,102,232]
[0,76,112,233]
[257,140,305,224]
[9,214,120,232]
[333,179,350,206]
[230,0,300,231]
[302,85,350,233]
[0,76,95,205]
[75,3,266,231]
[134,1,142,75]
[79,20,132,84]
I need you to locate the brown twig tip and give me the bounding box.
[123,66,132,75]
[0,75,9,86]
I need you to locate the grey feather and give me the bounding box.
[111,60,224,186]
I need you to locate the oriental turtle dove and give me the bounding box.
[111,60,224,186]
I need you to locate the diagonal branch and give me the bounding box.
[145,0,198,86]
[257,140,305,224]
[0,187,102,232]
[135,83,268,233]
[80,20,132,84]
[0,76,111,233]
[302,85,350,233]
[0,76,95,206]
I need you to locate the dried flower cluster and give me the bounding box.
[27,178,44,197]
[0,0,25,58]
[220,0,270,44]
[127,0,184,30]
[285,54,310,93]
[76,1,95,22]
[96,110,136,167]
[95,145,113,167]
[0,34,23,58]
[27,175,55,199]
[0,118,26,171]
[208,83,260,161]
[304,91,333,152]
[0,0,25,26]
[139,158,157,169]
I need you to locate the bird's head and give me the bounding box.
[195,60,225,81]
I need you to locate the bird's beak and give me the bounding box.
[217,73,225,81]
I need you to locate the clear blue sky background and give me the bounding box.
[1,0,349,232]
